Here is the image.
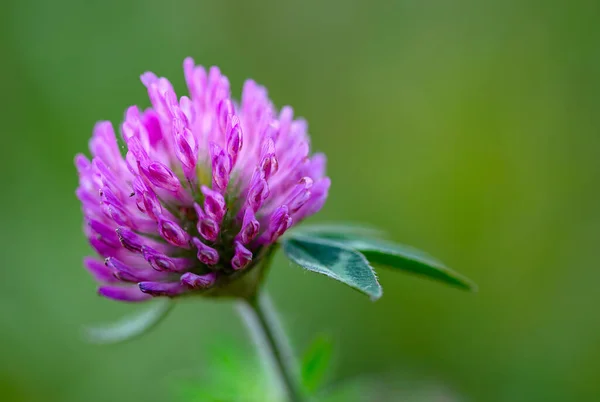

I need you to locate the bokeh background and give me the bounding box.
[2,0,599,401]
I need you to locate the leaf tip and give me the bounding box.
[452,272,478,293]
[369,287,383,302]
[466,281,479,293]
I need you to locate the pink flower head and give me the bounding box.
[75,58,330,301]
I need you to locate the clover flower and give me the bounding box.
[75,58,330,302]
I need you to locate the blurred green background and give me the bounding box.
[2,0,599,401]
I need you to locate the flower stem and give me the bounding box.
[238,291,305,402]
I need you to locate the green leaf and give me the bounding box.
[313,234,477,292]
[282,235,382,300]
[85,298,175,344]
[301,334,334,394]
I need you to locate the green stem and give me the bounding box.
[238,291,305,402]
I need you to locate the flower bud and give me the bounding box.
[201,186,226,222]
[158,218,191,248]
[265,206,292,243]
[238,207,260,244]
[139,247,190,272]
[173,118,198,170]
[144,162,181,192]
[247,171,269,212]
[181,272,217,289]
[210,143,231,192]
[226,115,243,166]
[192,238,219,266]
[231,241,252,270]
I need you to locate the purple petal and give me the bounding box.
[92,156,118,183]
[90,121,121,168]
[206,66,230,104]
[183,57,199,99]
[141,108,163,146]
[247,171,270,212]
[173,118,198,170]
[142,246,194,273]
[76,188,98,210]
[164,89,187,122]
[201,186,226,222]
[142,76,175,121]
[98,285,152,302]
[124,135,150,168]
[100,185,123,207]
[303,153,327,179]
[261,135,276,157]
[210,144,231,192]
[278,106,294,137]
[88,219,120,248]
[132,177,162,219]
[99,192,124,219]
[193,203,219,241]
[197,218,219,242]
[158,218,191,248]
[75,153,91,173]
[217,98,234,133]
[106,257,170,282]
[139,281,187,297]
[262,121,280,144]
[104,204,132,227]
[179,96,195,125]
[259,137,278,180]
[286,177,313,213]
[238,207,260,244]
[265,205,292,243]
[89,236,120,257]
[140,71,158,87]
[115,228,144,253]
[295,177,331,220]
[84,257,118,283]
[192,238,219,265]
[226,116,243,166]
[259,153,279,181]
[144,162,181,192]
[181,272,217,289]
[231,241,252,270]
[193,202,207,220]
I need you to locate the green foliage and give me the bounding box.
[285,224,477,294]
[317,372,460,402]
[282,235,383,300]
[85,299,175,344]
[301,335,334,395]
[172,339,457,402]
[347,238,476,291]
[4,0,600,400]
[171,340,278,402]
[288,223,384,239]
